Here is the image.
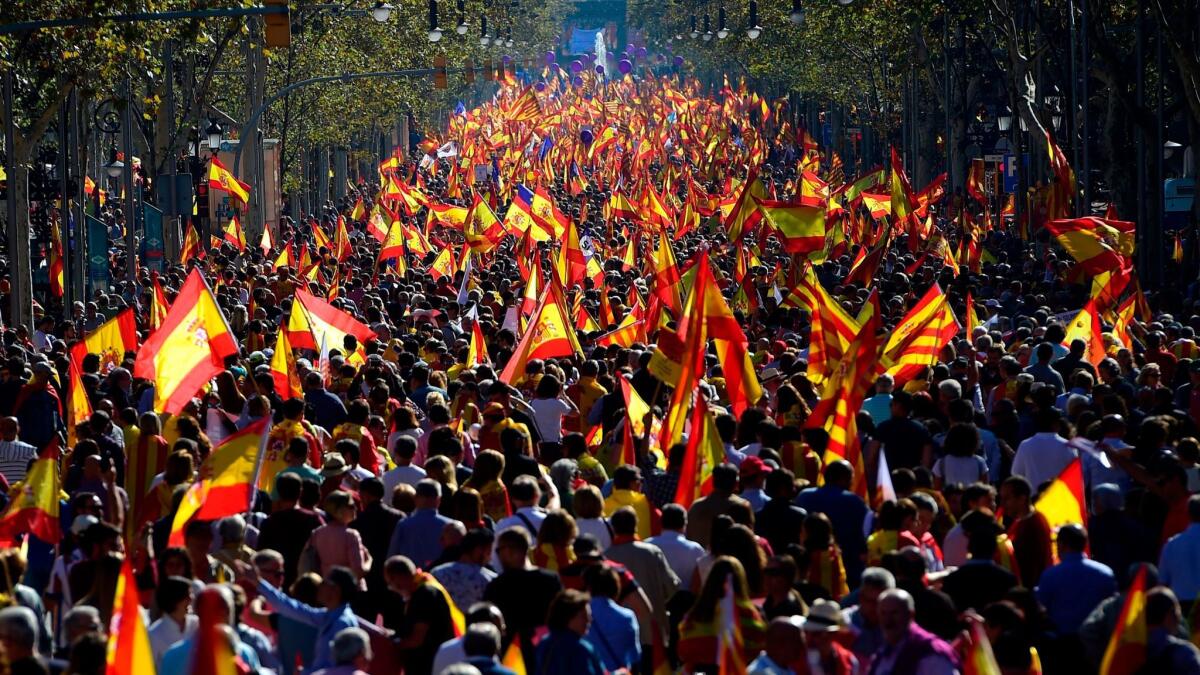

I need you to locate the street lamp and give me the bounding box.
[479,14,490,45]
[1051,112,1062,131]
[427,0,442,41]
[505,26,514,47]
[1164,140,1182,159]
[789,0,805,24]
[689,15,699,39]
[702,13,712,41]
[370,1,392,23]
[997,107,1012,132]
[104,146,125,179]
[717,6,729,39]
[746,0,762,39]
[205,118,223,151]
[455,0,468,34]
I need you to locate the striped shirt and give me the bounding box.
[0,440,38,485]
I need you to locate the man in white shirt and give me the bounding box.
[647,504,705,586]
[1011,408,1076,490]
[490,475,547,569]
[0,418,38,486]
[381,435,426,498]
[430,602,508,674]
[147,576,197,668]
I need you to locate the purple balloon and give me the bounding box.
[572,75,584,86]
[626,43,635,53]
[595,64,605,74]
[570,60,583,73]
[580,128,594,145]
[673,55,684,67]
[550,62,560,71]
[501,54,511,64]
[636,46,647,58]
[535,81,546,92]
[545,50,556,64]
[618,59,632,74]
[620,51,629,60]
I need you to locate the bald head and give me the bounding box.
[764,617,804,665]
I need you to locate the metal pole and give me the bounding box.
[123,76,136,286]
[4,70,21,326]
[1081,0,1090,211]
[59,92,72,310]
[1135,0,1146,277]
[1069,0,1079,215]
[943,10,952,195]
[1156,19,1164,288]
[73,93,86,303]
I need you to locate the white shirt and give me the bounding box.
[381,464,427,498]
[1011,432,1076,489]
[491,506,548,569]
[148,613,197,669]
[577,517,613,550]
[431,636,467,675]
[0,440,38,485]
[529,398,572,443]
[646,530,705,587]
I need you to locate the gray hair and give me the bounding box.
[879,588,915,613]
[218,515,247,544]
[0,606,39,651]
[330,627,373,665]
[1092,483,1125,513]
[860,567,897,591]
[462,622,502,659]
[63,605,101,634]
[909,491,939,517]
[252,549,284,567]
[439,666,483,675]
[937,379,962,400]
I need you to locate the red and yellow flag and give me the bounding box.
[48,220,64,298]
[168,417,271,547]
[0,437,62,545]
[499,282,582,384]
[287,288,378,355]
[105,557,156,675]
[964,291,981,337]
[149,274,170,331]
[756,199,826,254]
[1045,217,1136,275]
[501,636,527,675]
[673,395,726,509]
[1100,566,1148,675]
[222,215,246,250]
[1062,299,1108,366]
[1034,457,1087,531]
[269,328,303,400]
[133,269,238,414]
[880,283,960,385]
[208,155,251,205]
[180,221,202,264]
[724,169,765,243]
[962,619,1001,675]
[82,307,139,373]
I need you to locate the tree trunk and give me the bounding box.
[9,159,33,330]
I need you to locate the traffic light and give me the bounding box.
[263,0,291,48]
[433,55,447,90]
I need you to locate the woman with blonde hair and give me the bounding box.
[677,556,767,671]
[424,455,459,513]
[462,449,510,521]
[531,509,577,572]
[571,485,613,550]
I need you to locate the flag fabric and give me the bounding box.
[208,155,251,204]
[48,220,64,297]
[501,637,527,675]
[193,581,239,675]
[725,169,765,243]
[673,394,725,508]
[964,291,981,337]
[414,571,467,636]
[756,199,826,254]
[149,275,170,331]
[1099,566,1148,675]
[1034,458,1087,531]
[500,283,582,384]
[890,146,915,223]
[0,437,62,545]
[506,86,542,122]
[966,158,988,205]
[181,221,202,264]
[133,269,238,414]
[962,619,1002,675]
[334,216,352,261]
[1173,232,1184,263]
[269,328,303,400]
[1045,130,1077,221]
[222,215,246,250]
[880,284,960,385]
[1062,300,1108,366]
[82,307,139,373]
[105,557,156,675]
[168,417,270,548]
[466,307,490,367]
[287,288,378,354]
[716,575,747,674]
[1045,217,1136,275]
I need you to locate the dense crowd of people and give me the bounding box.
[0,71,1199,675]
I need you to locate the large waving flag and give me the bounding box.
[81,307,139,373]
[1099,566,1148,675]
[500,282,582,384]
[789,265,858,388]
[0,437,62,545]
[168,417,270,548]
[105,557,156,675]
[269,328,303,400]
[880,283,960,385]
[673,395,725,508]
[149,274,171,331]
[506,86,543,122]
[724,169,765,243]
[287,288,378,353]
[890,146,915,223]
[1033,457,1086,531]
[1045,217,1136,275]
[134,269,238,414]
[208,156,251,205]
[756,199,827,254]
[180,221,203,264]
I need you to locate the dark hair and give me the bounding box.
[545,589,590,631]
[325,566,359,604]
[276,472,302,501]
[711,463,738,493]
[154,576,193,615]
[610,506,638,536]
[612,464,641,490]
[584,564,621,599]
[661,503,686,531]
[944,424,981,458]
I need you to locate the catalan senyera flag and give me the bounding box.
[168,417,270,548]
[149,274,170,331]
[269,328,302,400]
[1034,457,1087,531]
[0,437,62,545]
[673,395,725,509]
[133,269,238,415]
[725,169,765,243]
[82,307,139,373]
[1062,299,1108,366]
[222,215,246,250]
[506,86,542,122]
[880,283,960,386]
[105,557,156,675]
[1099,566,1148,675]
[287,288,378,354]
[596,312,644,348]
[1045,217,1136,275]
[499,282,582,384]
[755,199,826,254]
[208,155,251,205]
[1045,130,1077,221]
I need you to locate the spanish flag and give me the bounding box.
[964,291,981,337]
[650,231,682,314]
[415,570,466,636]
[269,328,303,400]
[1045,217,1136,275]
[222,215,246,251]
[208,155,251,205]
[755,199,826,254]
[499,282,582,384]
[466,307,489,367]
[1063,299,1107,366]
[1100,566,1148,675]
[66,347,93,446]
[0,437,62,545]
[287,288,377,354]
[725,168,765,243]
[673,394,726,509]
[349,197,366,222]
[82,307,139,373]
[501,637,527,675]
[149,274,170,331]
[1173,233,1184,264]
[180,221,202,264]
[168,417,270,548]
[133,269,238,414]
[334,215,352,261]
[1034,457,1087,531]
[890,146,915,223]
[105,557,156,675]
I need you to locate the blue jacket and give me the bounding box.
[257,579,359,670]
